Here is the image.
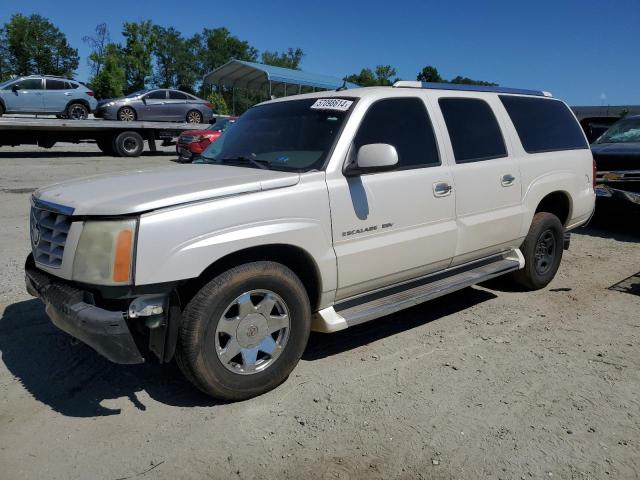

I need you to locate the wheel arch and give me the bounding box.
[535,190,572,226]
[177,243,323,312]
[64,98,91,113]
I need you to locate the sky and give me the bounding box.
[1,0,638,106]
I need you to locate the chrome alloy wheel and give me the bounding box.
[534,229,556,275]
[187,110,202,123]
[119,107,135,121]
[215,290,290,375]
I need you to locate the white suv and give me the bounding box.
[25,82,596,400]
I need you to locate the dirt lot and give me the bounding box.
[0,144,638,480]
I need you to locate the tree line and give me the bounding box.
[0,13,497,113]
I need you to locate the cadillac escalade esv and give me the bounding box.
[25,82,596,400]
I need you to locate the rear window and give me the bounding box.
[439,98,507,163]
[169,91,189,100]
[500,96,588,153]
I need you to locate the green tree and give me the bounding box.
[89,43,126,99]
[194,27,258,79]
[152,26,198,92]
[2,14,79,77]
[345,65,397,87]
[122,20,156,92]
[450,75,497,86]
[83,23,110,76]
[417,65,443,83]
[0,27,10,81]
[261,48,304,70]
[206,91,229,115]
[416,65,497,86]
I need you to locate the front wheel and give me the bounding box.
[176,261,311,401]
[117,106,136,122]
[511,212,564,290]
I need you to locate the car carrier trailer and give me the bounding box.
[0,117,221,157]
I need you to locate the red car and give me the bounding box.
[176,117,237,162]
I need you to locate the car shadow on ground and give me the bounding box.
[304,287,497,361]
[1,288,497,417]
[0,299,216,417]
[573,202,640,243]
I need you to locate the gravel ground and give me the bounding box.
[0,144,639,480]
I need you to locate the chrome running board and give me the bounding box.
[311,249,523,332]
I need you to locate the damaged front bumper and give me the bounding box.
[25,266,147,364]
[595,184,640,206]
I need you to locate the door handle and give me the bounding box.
[64,92,72,96]
[501,174,516,187]
[433,182,452,197]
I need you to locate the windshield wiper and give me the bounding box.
[218,156,270,170]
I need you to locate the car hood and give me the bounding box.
[591,142,639,171]
[591,142,640,156]
[34,165,300,216]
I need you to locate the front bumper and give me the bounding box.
[25,266,144,364]
[595,184,640,206]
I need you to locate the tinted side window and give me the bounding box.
[45,79,67,90]
[354,98,439,169]
[439,98,507,163]
[169,91,188,100]
[145,90,166,100]
[66,81,79,89]
[499,96,588,153]
[15,79,43,90]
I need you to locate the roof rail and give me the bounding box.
[393,81,552,97]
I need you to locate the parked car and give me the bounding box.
[94,89,214,123]
[0,75,96,119]
[176,117,237,161]
[24,82,595,401]
[591,115,640,207]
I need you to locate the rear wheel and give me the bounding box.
[66,102,89,120]
[0,103,4,117]
[117,106,136,122]
[38,138,56,149]
[113,131,144,157]
[511,212,564,290]
[186,110,203,124]
[176,261,311,401]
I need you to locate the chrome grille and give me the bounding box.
[30,201,73,268]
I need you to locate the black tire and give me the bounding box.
[176,261,311,401]
[38,138,56,149]
[512,212,564,290]
[186,110,203,124]
[113,131,144,157]
[66,102,89,120]
[96,138,115,155]
[117,106,136,122]
[0,103,4,116]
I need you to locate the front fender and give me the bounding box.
[134,175,336,295]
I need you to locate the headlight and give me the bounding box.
[72,219,137,285]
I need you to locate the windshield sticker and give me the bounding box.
[310,99,353,112]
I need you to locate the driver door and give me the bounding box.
[328,96,458,300]
[141,90,168,120]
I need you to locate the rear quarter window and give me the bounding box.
[499,95,588,153]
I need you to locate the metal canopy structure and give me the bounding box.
[202,59,358,112]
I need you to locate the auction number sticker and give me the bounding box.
[310,99,353,111]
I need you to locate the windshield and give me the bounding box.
[125,89,149,98]
[597,118,640,144]
[0,78,15,89]
[199,98,353,172]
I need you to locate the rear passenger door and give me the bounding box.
[43,78,72,113]
[166,90,190,121]
[433,95,523,265]
[328,96,458,300]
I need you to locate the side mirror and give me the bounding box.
[345,143,398,176]
[141,97,147,104]
[11,84,20,92]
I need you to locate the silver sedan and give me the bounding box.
[95,89,214,123]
